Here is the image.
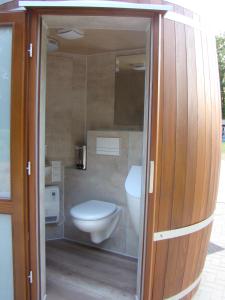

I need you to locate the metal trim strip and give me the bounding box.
[164,11,213,34]
[154,214,214,241]
[164,272,202,300]
[19,0,172,11]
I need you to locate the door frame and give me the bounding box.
[26,7,163,300]
[0,11,30,300]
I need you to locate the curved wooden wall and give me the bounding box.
[144,1,221,299]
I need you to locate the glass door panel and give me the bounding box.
[0,26,12,199]
[0,214,14,300]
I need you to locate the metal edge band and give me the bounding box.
[154,214,214,241]
[165,0,199,14]
[164,272,202,300]
[164,11,214,35]
[18,0,172,11]
[164,11,200,28]
[0,0,11,5]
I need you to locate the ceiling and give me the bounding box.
[44,16,150,55]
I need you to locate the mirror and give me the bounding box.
[114,54,146,129]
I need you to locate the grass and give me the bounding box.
[222,143,225,154]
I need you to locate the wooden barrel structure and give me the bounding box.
[143,1,221,299]
[0,0,221,299]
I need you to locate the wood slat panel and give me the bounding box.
[191,27,206,224]
[163,234,189,296]
[148,1,221,299]
[156,18,176,232]
[171,21,188,229]
[182,25,198,227]
[153,225,212,299]
[206,33,217,217]
[200,31,212,220]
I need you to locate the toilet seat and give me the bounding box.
[70,200,117,221]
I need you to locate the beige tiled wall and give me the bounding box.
[46,54,86,167]
[64,130,143,257]
[45,53,87,240]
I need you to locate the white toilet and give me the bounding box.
[125,165,142,235]
[70,200,121,244]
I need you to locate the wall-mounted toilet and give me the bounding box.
[70,200,121,244]
[125,165,142,235]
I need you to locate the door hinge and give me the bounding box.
[26,161,31,176]
[28,43,33,58]
[28,270,33,284]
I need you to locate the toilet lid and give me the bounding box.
[70,200,117,221]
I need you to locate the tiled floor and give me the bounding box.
[46,239,137,300]
[193,160,225,300]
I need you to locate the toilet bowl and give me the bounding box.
[70,200,121,244]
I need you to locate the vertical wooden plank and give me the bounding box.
[214,34,222,207]
[163,237,189,297]
[152,241,169,300]
[171,22,188,229]
[156,18,176,232]
[182,25,198,226]
[209,34,221,215]
[182,230,202,290]
[152,18,176,300]
[206,33,217,216]
[200,31,212,219]
[191,28,206,223]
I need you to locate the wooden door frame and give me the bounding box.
[26,8,162,300]
[0,11,30,300]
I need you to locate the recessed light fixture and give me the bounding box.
[57,28,84,40]
[131,63,146,71]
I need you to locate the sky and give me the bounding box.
[172,0,225,34]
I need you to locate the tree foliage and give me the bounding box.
[216,34,225,119]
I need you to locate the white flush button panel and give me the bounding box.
[51,161,61,182]
[96,137,120,156]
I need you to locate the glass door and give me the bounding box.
[0,12,28,300]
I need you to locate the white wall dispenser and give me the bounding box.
[45,186,60,224]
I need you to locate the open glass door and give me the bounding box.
[0,12,28,300]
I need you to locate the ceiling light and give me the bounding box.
[57,28,84,40]
[131,63,146,71]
